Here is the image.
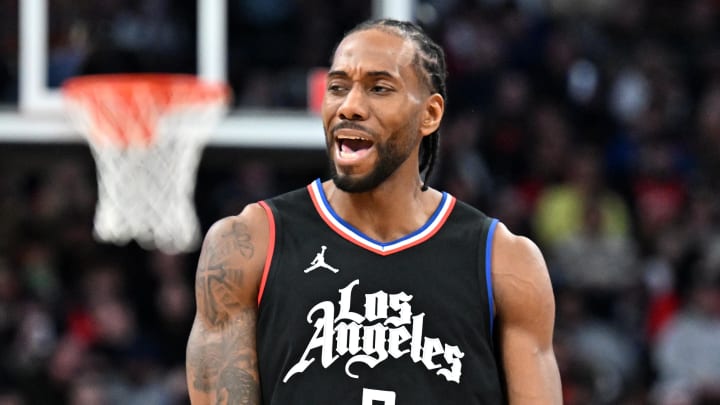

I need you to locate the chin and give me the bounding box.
[330,163,397,193]
[331,172,378,193]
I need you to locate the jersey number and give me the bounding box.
[362,388,396,404]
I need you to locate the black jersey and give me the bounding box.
[256,179,504,404]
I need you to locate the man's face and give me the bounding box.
[322,29,428,193]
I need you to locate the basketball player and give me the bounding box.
[186,19,562,404]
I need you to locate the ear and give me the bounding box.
[420,93,444,137]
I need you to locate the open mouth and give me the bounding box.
[337,136,374,160]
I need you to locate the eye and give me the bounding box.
[370,85,392,94]
[327,83,348,94]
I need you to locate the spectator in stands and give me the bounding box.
[533,145,631,250]
[553,198,640,315]
[652,274,720,404]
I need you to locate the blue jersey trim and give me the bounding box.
[313,178,448,247]
[485,218,499,336]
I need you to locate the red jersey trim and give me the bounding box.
[257,200,276,306]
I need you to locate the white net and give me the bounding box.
[63,76,229,253]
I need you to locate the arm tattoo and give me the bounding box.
[217,361,260,405]
[196,219,255,326]
[188,218,261,402]
[189,308,260,401]
[225,220,254,259]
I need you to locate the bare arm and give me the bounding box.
[492,223,562,404]
[186,204,269,404]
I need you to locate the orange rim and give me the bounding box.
[61,74,230,146]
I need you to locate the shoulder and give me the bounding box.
[203,203,270,253]
[204,202,270,260]
[490,222,555,322]
[196,203,271,303]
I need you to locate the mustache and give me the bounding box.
[330,122,377,138]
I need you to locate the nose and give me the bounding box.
[337,84,368,121]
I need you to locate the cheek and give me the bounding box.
[321,108,335,137]
[388,110,422,140]
[321,102,333,123]
[321,95,339,119]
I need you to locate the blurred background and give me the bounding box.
[2,0,720,404]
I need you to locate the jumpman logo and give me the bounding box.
[304,245,339,274]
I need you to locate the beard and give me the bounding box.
[328,125,418,193]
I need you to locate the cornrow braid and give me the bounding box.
[344,19,447,191]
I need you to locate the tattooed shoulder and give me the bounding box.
[195,217,259,327]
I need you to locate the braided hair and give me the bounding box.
[342,19,447,191]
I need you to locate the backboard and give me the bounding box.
[1,0,415,147]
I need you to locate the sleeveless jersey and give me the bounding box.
[257,179,504,404]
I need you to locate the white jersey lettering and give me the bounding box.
[283,279,464,383]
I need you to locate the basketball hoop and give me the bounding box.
[62,74,230,253]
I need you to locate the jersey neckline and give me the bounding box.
[306,179,456,256]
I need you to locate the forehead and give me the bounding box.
[331,29,417,75]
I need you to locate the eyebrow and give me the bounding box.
[327,70,397,80]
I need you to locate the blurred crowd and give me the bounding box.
[2,0,720,404]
